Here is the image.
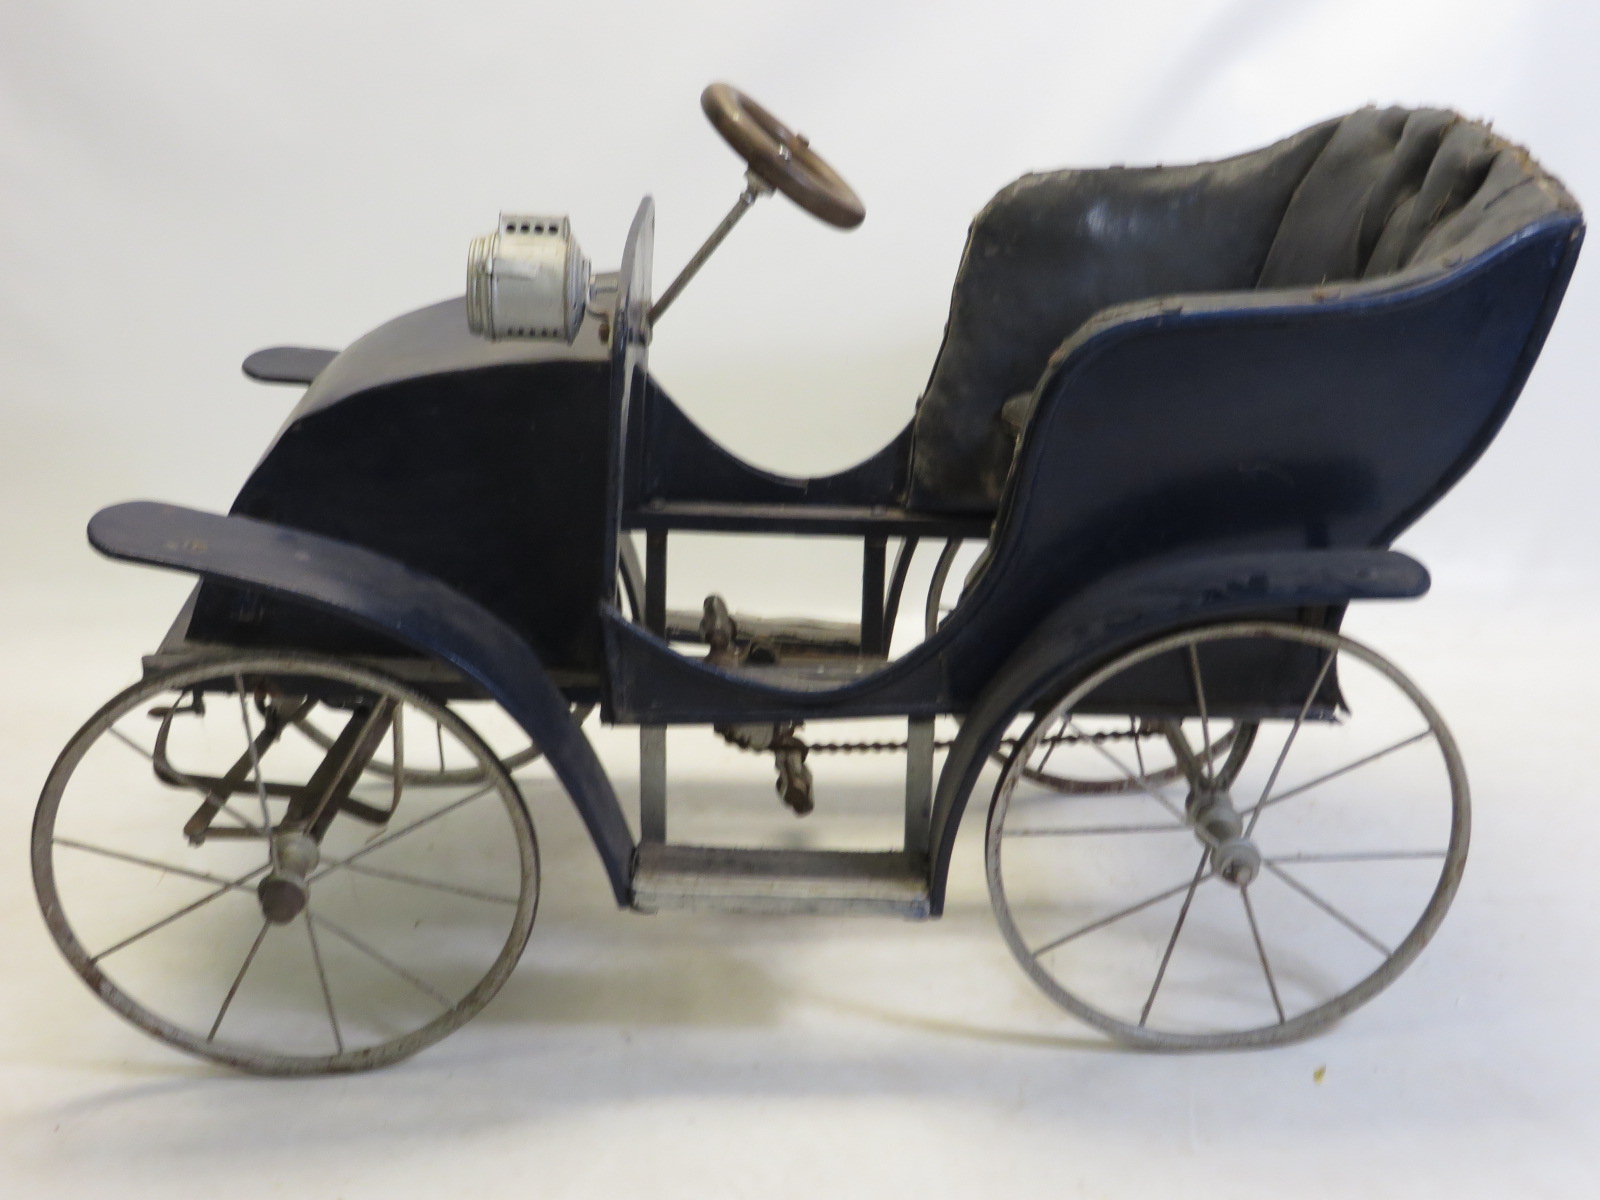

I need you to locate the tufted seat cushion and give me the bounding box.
[907,107,1576,513]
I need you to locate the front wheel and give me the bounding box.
[33,653,539,1074]
[986,622,1469,1050]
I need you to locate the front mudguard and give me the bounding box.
[925,547,1430,914]
[87,501,636,904]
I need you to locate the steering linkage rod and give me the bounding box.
[649,169,775,326]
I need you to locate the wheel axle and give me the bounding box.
[257,829,320,924]
[1187,789,1260,886]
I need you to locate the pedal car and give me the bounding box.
[33,86,1583,1074]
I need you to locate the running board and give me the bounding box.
[631,845,931,918]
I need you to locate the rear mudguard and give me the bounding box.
[925,547,1429,914]
[88,501,636,905]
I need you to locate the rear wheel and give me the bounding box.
[33,653,538,1074]
[986,622,1468,1049]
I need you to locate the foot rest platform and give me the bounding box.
[631,844,931,918]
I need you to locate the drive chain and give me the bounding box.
[742,724,1160,756]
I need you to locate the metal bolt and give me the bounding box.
[1212,836,1262,888]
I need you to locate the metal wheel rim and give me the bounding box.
[1015,721,1257,795]
[985,621,1469,1050]
[33,653,539,1075]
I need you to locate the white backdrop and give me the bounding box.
[2,3,1598,1197]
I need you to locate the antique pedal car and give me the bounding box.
[34,87,1582,1074]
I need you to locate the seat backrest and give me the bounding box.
[1257,107,1559,287]
[908,108,1578,513]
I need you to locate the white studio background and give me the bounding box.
[2,3,1598,1199]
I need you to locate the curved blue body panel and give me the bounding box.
[196,298,618,675]
[89,501,637,906]
[604,219,1582,727]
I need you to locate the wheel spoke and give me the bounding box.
[304,909,344,1054]
[1062,720,1190,832]
[1244,649,1335,837]
[1139,849,1210,1026]
[235,676,276,862]
[54,837,257,890]
[310,911,454,1010]
[1266,850,1447,865]
[340,861,520,905]
[1030,867,1215,958]
[107,724,264,835]
[1022,718,1240,798]
[1246,730,1434,819]
[208,921,270,1041]
[1032,712,1072,777]
[91,863,270,963]
[1188,644,1213,785]
[309,781,499,884]
[1241,887,1285,1024]
[1004,821,1189,838]
[107,726,156,761]
[1263,861,1391,955]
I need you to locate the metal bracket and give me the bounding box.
[904,718,935,857]
[640,725,668,843]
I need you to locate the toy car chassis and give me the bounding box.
[33,86,1582,1074]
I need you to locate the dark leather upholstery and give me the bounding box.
[908,108,1579,512]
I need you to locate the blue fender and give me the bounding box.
[88,501,636,905]
[925,547,1429,914]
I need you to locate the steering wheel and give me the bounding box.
[701,83,865,229]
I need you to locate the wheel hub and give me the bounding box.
[1210,835,1262,887]
[257,829,320,924]
[1187,788,1261,887]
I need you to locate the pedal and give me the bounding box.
[774,731,813,815]
[704,593,816,816]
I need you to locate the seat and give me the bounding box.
[907,107,1581,513]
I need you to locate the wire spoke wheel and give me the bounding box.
[986,622,1468,1049]
[33,653,539,1074]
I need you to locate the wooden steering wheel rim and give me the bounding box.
[701,83,865,229]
